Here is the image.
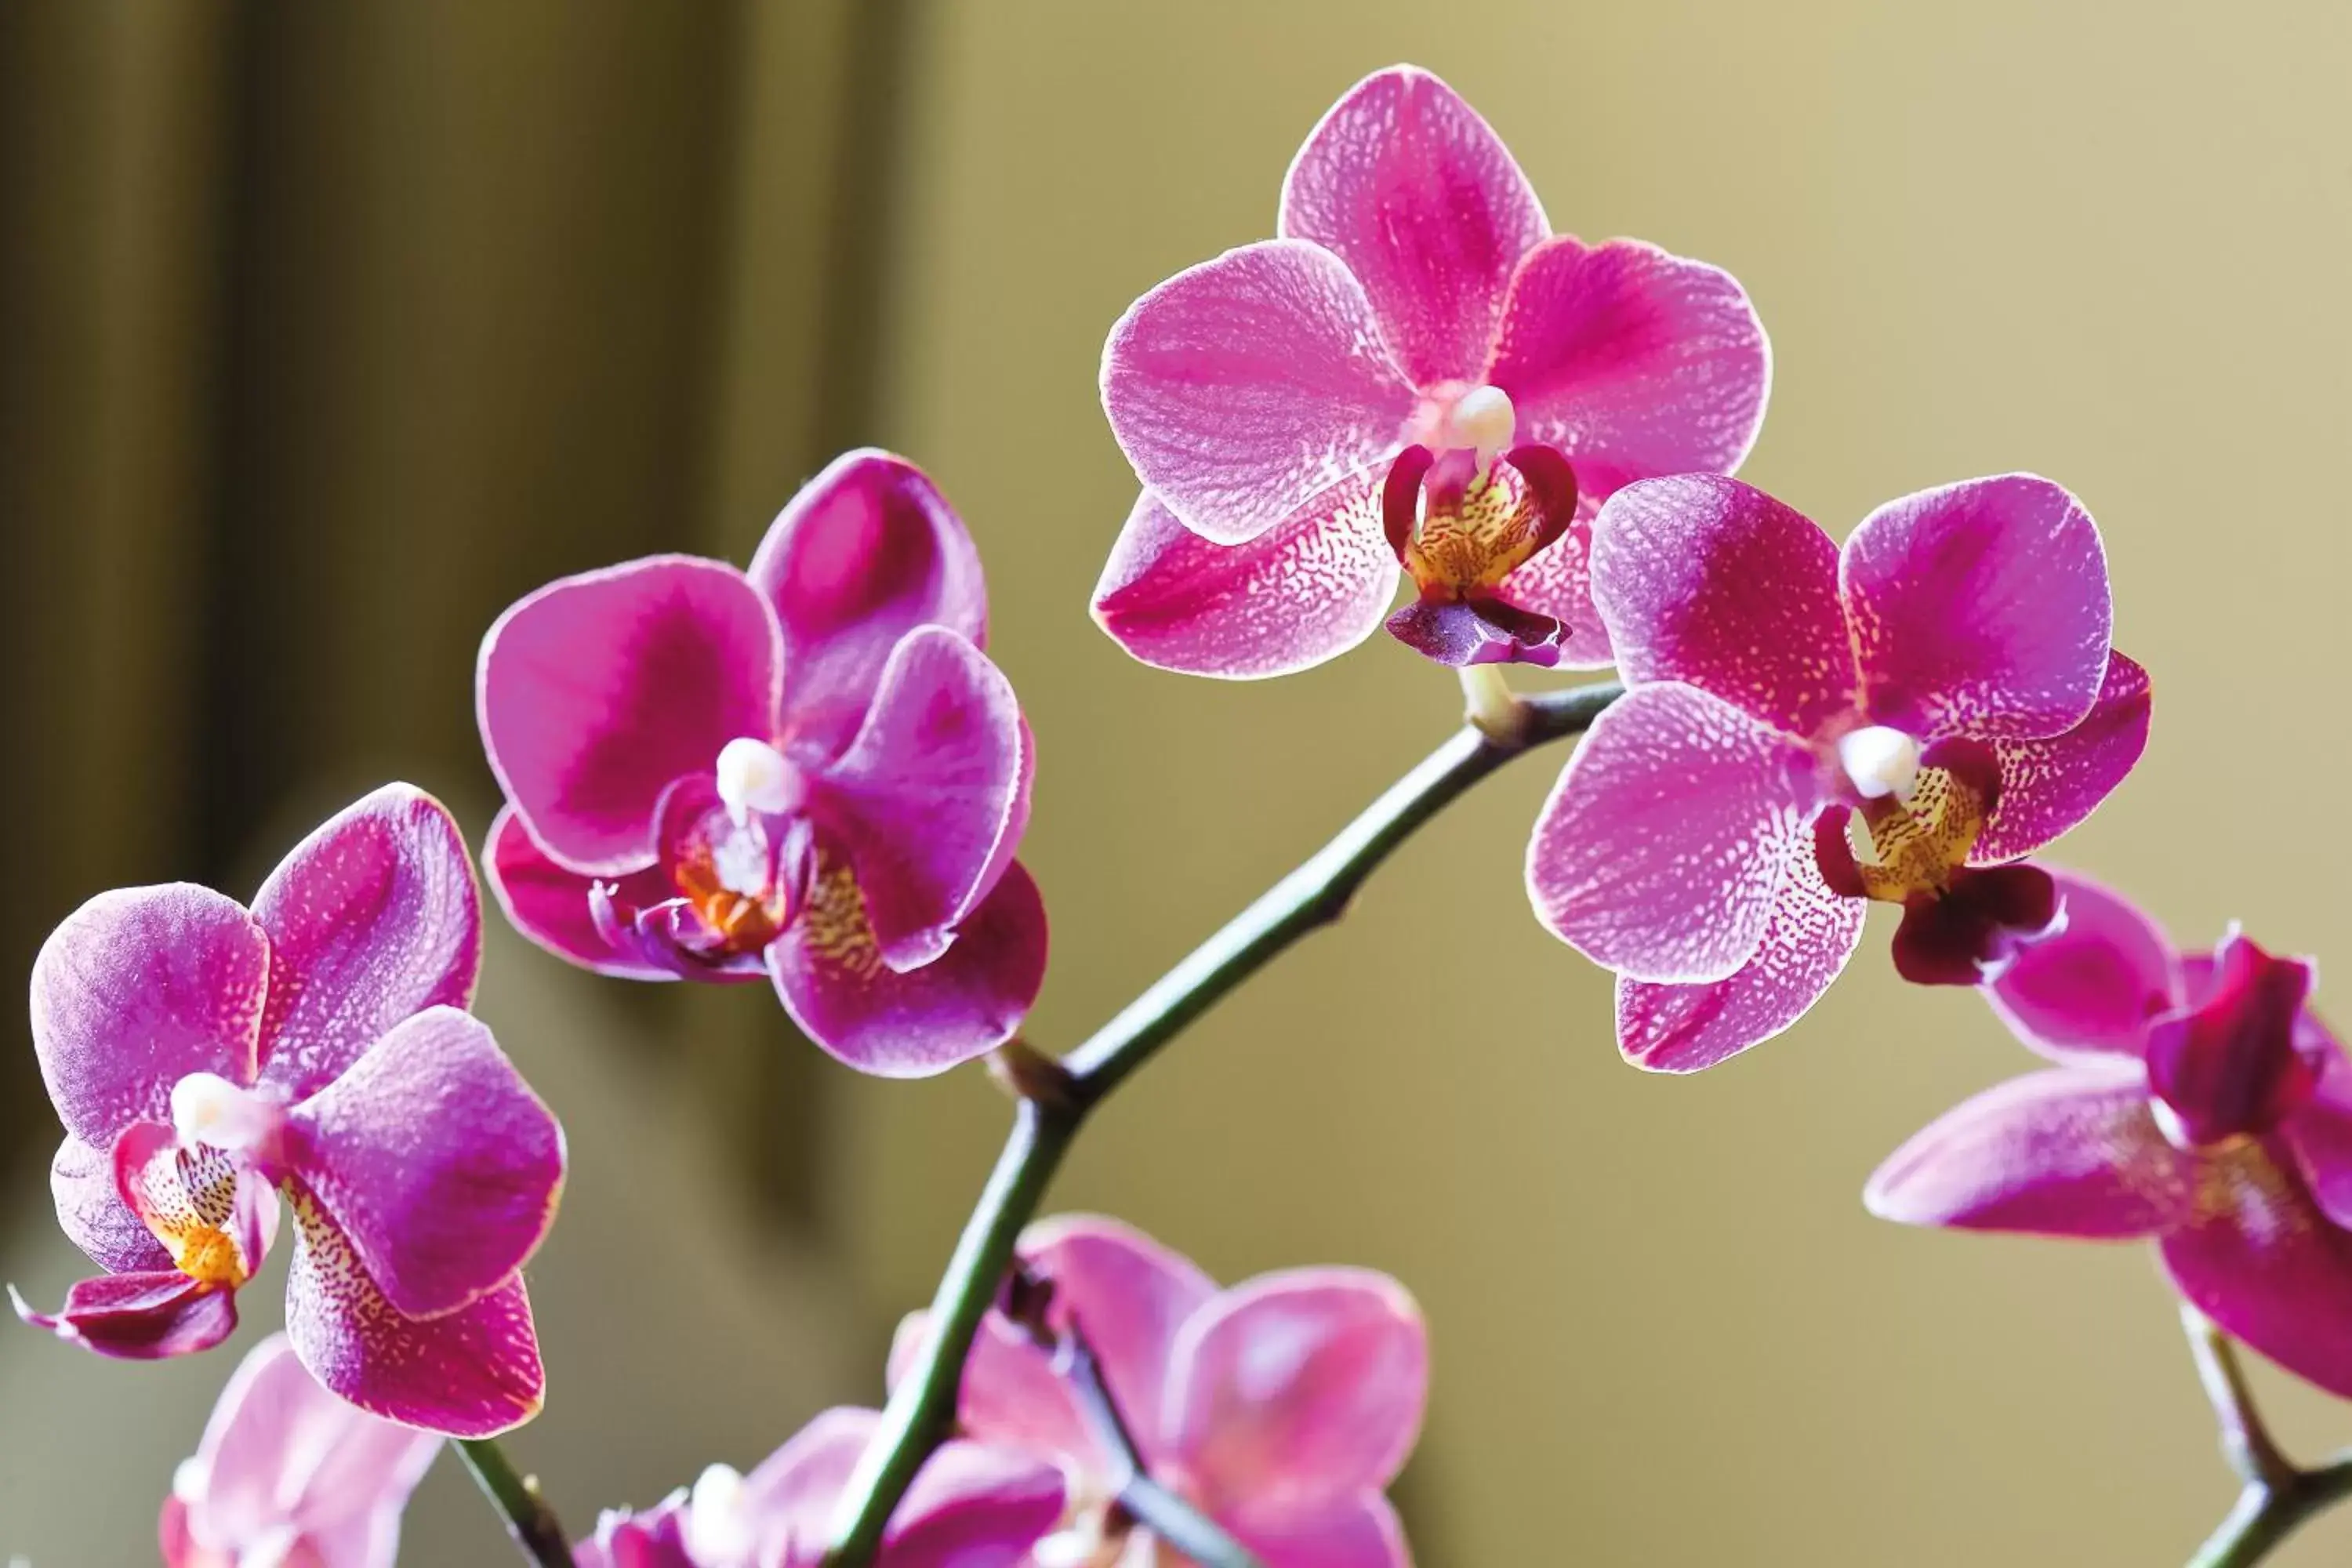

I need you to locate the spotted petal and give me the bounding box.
[52,1133,170,1274]
[10,1272,239,1361]
[1972,651,2152,864]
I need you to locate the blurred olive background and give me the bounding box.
[4,1,2350,1563]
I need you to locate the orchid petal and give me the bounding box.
[1864,1065,2192,1238]
[1985,866,2180,1062]
[31,884,267,1152]
[893,1310,1101,1478]
[484,806,680,982]
[52,1133,171,1274]
[285,1007,562,1319]
[1102,239,1414,546]
[769,855,1047,1078]
[1022,1213,1220,1457]
[11,1270,238,1360]
[1092,487,1396,681]
[2145,932,2318,1147]
[1221,1493,1412,1568]
[750,450,989,762]
[1492,510,1614,672]
[883,1439,1068,1568]
[1842,474,2110,741]
[1973,651,2152,864]
[2160,1146,2352,1400]
[1487,238,1769,499]
[1383,594,1563,667]
[478,555,781,876]
[1527,681,1820,984]
[2286,1050,2352,1232]
[1278,65,1548,386]
[251,784,481,1103]
[1168,1269,1425,1504]
[739,1406,877,1556]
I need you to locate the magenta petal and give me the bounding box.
[1092,486,1396,680]
[1277,65,1548,386]
[771,856,1047,1078]
[286,1200,544,1438]
[1487,238,1769,502]
[882,1439,1068,1568]
[1864,1066,2192,1237]
[2161,1152,2352,1400]
[485,805,679,982]
[285,1007,562,1319]
[31,884,269,1152]
[1616,837,1865,1073]
[1526,681,1820,984]
[1973,651,2152,864]
[897,1310,1102,1478]
[1102,239,1415,546]
[1985,865,2179,1062]
[479,556,782,876]
[250,784,481,1103]
[1169,1269,1425,1504]
[52,1134,171,1273]
[1588,474,1856,736]
[1021,1213,1220,1457]
[1841,474,2111,740]
[1383,594,1563,667]
[12,1271,238,1360]
[2287,1058,2352,1231]
[1493,513,1614,672]
[2145,932,2318,1147]
[1222,1494,1411,1568]
[739,1406,877,1557]
[750,449,990,762]
[808,628,1031,969]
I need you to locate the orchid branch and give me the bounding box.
[2183,1308,2352,1568]
[457,1436,575,1568]
[822,680,1624,1564]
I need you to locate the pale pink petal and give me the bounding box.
[1588,474,1855,735]
[285,1199,543,1438]
[31,884,269,1151]
[1616,833,1866,1072]
[10,1271,239,1360]
[739,1406,877,1553]
[1218,1493,1410,1568]
[1021,1213,1221,1458]
[1493,510,1614,671]
[769,855,1047,1078]
[1973,651,2152,864]
[1487,238,1769,499]
[882,1439,1068,1568]
[483,806,679,982]
[1102,239,1415,546]
[1526,681,1821,984]
[1168,1269,1425,1506]
[1841,474,2111,740]
[477,556,782,876]
[250,785,481,1103]
[1864,1065,2191,1237]
[2161,1148,2352,1400]
[52,1132,170,1273]
[1092,487,1396,680]
[285,1007,562,1319]
[808,628,1031,969]
[750,450,990,762]
[1278,65,1548,385]
[894,1311,1101,1477]
[1985,865,2180,1062]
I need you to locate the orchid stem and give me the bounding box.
[822,681,1624,1565]
[2181,1308,2352,1567]
[456,1436,575,1568]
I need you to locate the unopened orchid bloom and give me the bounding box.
[1868,869,2352,1398]
[1095,64,1769,677]
[12,785,563,1437]
[480,449,1047,1078]
[160,1332,440,1568]
[1530,473,2151,1072]
[572,1407,1064,1568]
[895,1215,1426,1568]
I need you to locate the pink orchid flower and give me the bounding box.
[479,448,1047,1079]
[1094,64,1769,677]
[1529,473,2151,1072]
[572,1406,1064,1568]
[894,1215,1427,1568]
[1868,869,2352,1399]
[11,784,563,1437]
[160,1331,440,1568]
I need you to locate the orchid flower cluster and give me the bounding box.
[9,61,2340,1568]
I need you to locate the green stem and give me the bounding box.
[2181,1308,2352,1567]
[457,1436,575,1568]
[822,681,1624,1564]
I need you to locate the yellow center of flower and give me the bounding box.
[126,1135,254,1290]
[1847,756,1992,906]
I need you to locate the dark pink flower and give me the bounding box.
[1095,64,1769,677]
[572,1407,1064,1568]
[11,785,562,1438]
[1529,474,2151,1071]
[1868,869,2352,1399]
[480,449,1046,1078]
[160,1331,440,1568]
[893,1215,1426,1568]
